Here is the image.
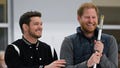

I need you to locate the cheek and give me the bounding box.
[29,27,36,32]
[95,18,98,23]
[80,20,87,26]
[81,18,88,23]
[80,22,86,28]
[40,26,43,29]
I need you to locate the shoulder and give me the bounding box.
[65,33,78,40]
[7,39,22,48]
[63,33,80,44]
[11,39,23,45]
[61,33,78,48]
[102,33,116,40]
[7,39,23,50]
[102,33,117,46]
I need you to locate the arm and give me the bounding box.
[60,37,88,68]
[49,45,58,60]
[100,35,118,68]
[44,60,66,68]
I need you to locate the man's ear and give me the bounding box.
[77,15,80,21]
[77,15,81,23]
[22,24,28,32]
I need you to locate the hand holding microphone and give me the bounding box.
[93,15,104,68]
[94,40,104,54]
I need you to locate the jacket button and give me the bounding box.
[30,56,33,59]
[36,48,38,50]
[30,46,32,48]
[39,58,42,60]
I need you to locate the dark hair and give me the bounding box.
[19,11,42,33]
[77,2,99,17]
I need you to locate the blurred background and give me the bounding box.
[0,0,120,66]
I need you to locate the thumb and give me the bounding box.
[94,40,97,44]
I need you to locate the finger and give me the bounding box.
[56,59,66,62]
[57,64,66,67]
[55,60,66,64]
[54,63,66,67]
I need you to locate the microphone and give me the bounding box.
[93,15,104,68]
[97,15,104,41]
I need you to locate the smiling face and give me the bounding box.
[24,17,43,39]
[78,8,98,33]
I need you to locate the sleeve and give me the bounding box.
[100,35,118,68]
[53,49,58,60]
[50,45,58,60]
[5,45,40,68]
[60,37,88,68]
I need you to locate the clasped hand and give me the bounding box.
[94,40,104,54]
[87,40,104,67]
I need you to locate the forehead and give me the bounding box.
[82,8,98,16]
[30,17,42,22]
[30,16,41,20]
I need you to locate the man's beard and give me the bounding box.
[81,26,95,34]
[29,30,41,39]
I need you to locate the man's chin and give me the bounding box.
[37,35,41,38]
[34,35,41,39]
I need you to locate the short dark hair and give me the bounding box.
[19,11,42,33]
[77,2,99,17]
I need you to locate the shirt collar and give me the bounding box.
[76,26,98,39]
[22,36,39,46]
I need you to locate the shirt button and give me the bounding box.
[39,65,43,68]
[39,58,42,60]
[36,48,38,50]
[30,56,33,59]
[30,46,32,48]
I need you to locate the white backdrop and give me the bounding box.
[13,0,91,57]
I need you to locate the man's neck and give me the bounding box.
[82,30,94,38]
[84,33,94,38]
[23,35,38,44]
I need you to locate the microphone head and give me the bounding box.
[99,15,104,29]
